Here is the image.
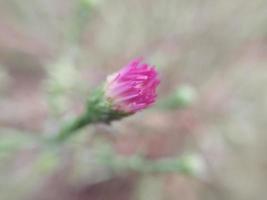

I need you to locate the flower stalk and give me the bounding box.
[51,58,160,143]
[52,89,129,143]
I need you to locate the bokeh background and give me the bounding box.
[0,0,267,199]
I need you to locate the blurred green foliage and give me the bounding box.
[46,54,81,116]
[94,143,205,176]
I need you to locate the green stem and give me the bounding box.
[50,89,130,144]
[52,111,93,143]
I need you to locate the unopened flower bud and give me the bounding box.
[104,58,160,113]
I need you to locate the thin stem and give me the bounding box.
[49,89,130,144]
[52,111,93,143]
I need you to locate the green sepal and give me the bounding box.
[85,88,131,124]
[52,88,131,143]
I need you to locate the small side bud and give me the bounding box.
[179,154,206,178]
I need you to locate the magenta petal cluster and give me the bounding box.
[105,58,160,113]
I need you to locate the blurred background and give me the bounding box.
[0,0,267,199]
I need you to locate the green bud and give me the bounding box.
[163,85,197,109]
[179,154,206,177]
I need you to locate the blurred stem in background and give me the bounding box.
[94,143,205,176]
[0,129,38,162]
[46,53,80,116]
[68,0,96,45]
[45,0,98,116]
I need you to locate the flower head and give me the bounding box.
[105,58,160,113]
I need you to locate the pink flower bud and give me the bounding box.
[105,58,160,113]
